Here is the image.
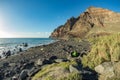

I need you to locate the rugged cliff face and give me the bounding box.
[50,6,120,39]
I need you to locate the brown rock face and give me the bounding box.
[50,6,120,39]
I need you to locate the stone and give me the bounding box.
[9,63,16,67]
[49,56,58,61]
[42,59,52,64]
[94,62,119,80]
[12,76,18,80]
[19,70,28,80]
[95,62,114,74]
[54,58,68,63]
[35,59,43,66]
[14,66,21,74]
[28,67,41,77]
[3,62,9,67]
[69,65,80,73]
[21,62,34,70]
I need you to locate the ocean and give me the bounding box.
[0,38,55,58]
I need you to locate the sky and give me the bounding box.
[0,0,120,38]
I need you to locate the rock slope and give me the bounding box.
[50,6,120,39]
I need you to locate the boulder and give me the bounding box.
[19,70,28,80]
[95,61,120,80]
[95,62,114,74]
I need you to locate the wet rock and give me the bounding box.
[6,50,11,57]
[19,48,22,52]
[23,43,28,47]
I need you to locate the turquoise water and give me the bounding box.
[0,38,55,57]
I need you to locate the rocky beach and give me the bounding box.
[0,39,96,80]
[0,6,120,80]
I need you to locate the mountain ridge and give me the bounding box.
[50,6,120,39]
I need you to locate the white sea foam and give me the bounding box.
[0,38,55,57]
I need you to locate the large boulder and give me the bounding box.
[95,61,120,80]
[95,62,114,74]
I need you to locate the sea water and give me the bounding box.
[0,38,55,57]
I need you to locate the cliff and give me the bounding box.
[50,6,120,39]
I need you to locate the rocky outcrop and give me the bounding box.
[50,17,78,39]
[50,6,120,39]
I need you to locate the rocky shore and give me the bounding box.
[1,6,120,80]
[0,39,97,80]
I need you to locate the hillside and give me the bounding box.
[50,6,120,39]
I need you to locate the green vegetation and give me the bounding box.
[71,51,79,57]
[82,33,120,69]
[32,60,82,80]
[60,72,82,80]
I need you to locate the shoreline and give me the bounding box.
[0,39,91,80]
[0,40,59,63]
[0,38,57,59]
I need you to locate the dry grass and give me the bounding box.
[82,33,120,69]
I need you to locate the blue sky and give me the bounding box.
[0,0,120,38]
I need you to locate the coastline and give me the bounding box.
[0,39,91,80]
